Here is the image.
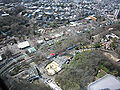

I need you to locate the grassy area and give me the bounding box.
[96,70,106,78]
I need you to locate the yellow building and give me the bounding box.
[45,61,61,75]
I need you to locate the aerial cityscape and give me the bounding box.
[0,0,120,90]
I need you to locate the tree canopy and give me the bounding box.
[55,50,120,90]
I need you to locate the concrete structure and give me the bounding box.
[87,74,120,90]
[17,41,30,49]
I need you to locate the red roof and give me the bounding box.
[49,53,55,56]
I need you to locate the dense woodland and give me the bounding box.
[0,6,34,40]
[0,16,30,36]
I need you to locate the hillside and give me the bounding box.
[55,50,120,90]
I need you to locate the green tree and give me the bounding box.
[94,42,101,48]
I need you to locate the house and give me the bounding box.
[17,41,30,49]
[47,40,54,46]
[0,55,2,61]
[45,61,61,75]
[85,15,97,21]
[106,33,119,40]
[37,40,44,44]
[54,33,63,38]
[70,22,78,26]
[92,34,101,42]
[0,10,9,17]
[44,37,52,41]
[1,13,9,17]
[87,74,120,90]
[27,47,36,53]
[53,56,69,66]
[114,9,120,19]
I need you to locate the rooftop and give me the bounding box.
[87,74,120,90]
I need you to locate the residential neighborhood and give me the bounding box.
[0,0,120,90]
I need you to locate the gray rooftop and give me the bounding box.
[87,74,120,90]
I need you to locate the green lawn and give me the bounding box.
[96,70,106,78]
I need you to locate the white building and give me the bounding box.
[106,33,119,40]
[17,41,30,49]
[0,55,2,61]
